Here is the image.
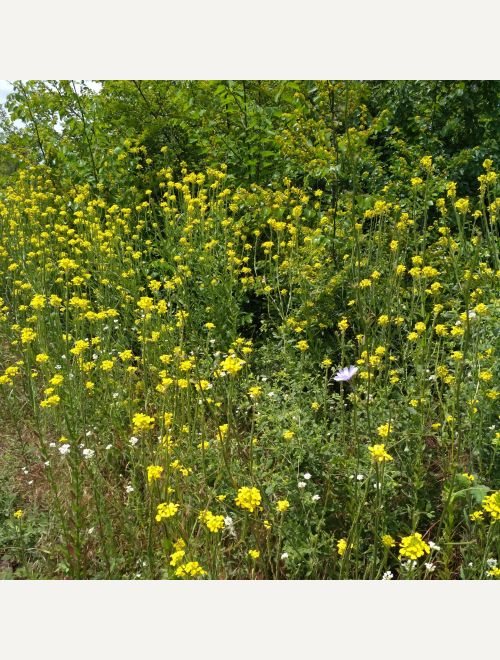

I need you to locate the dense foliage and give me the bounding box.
[0,80,499,579]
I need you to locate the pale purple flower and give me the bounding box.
[333,365,358,382]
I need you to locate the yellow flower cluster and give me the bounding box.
[155,502,179,522]
[219,354,246,375]
[276,500,290,513]
[175,561,207,578]
[235,487,261,513]
[147,465,164,484]
[199,510,225,533]
[368,444,393,463]
[399,533,430,560]
[482,491,500,520]
[132,412,155,432]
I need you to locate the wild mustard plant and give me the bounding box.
[0,84,499,579]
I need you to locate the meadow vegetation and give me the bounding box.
[0,80,498,579]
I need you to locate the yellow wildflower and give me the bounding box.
[155,502,179,522]
[276,500,290,513]
[235,486,261,513]
[482,491,500,520]
[381,534,396,548]
[147,465,164,484]
[368,444,393,463]
[399,533,430,560]
[175,562,206,578]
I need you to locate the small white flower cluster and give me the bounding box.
[298,472,319,500]
[224,516,236,538]
[298,472,312,489]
